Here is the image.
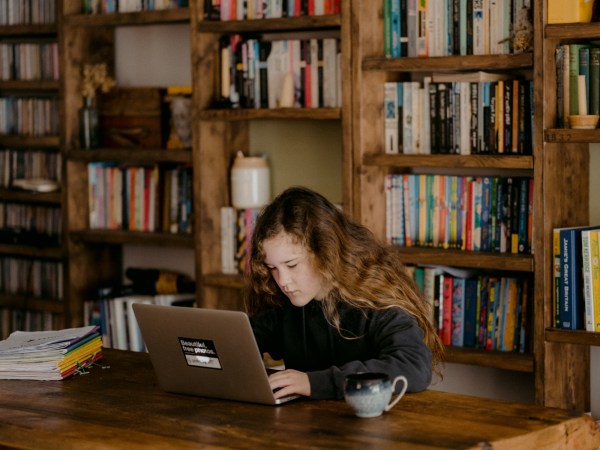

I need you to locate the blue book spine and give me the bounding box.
[480,176,492,251]
[391,0,401,58]
[559,228,588,330]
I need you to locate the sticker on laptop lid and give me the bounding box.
[179,337,222,370]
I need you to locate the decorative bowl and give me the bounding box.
[569,114,600,129]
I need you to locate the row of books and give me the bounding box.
[0,41,59,82]
[0,0,55,25]
[83,0,189,14]
[219,35,341,109]
[84,290,195,352]
[384,0,526,58]
[0,308,58,340]
[410,266,530,352]
[220,206,260,275]
[205,0,341,20]
[0,96,59,136]
[0,257,63,299]
[384,73,533,155]
[0,148,61,188]
[87,163,193,235]
[386,174,533,254]
[555,43,600,127]
[553,225,600,332]
[0,202,62,240]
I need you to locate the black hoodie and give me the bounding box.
[250,300,433,400]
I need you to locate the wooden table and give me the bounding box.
[0,349,598,449]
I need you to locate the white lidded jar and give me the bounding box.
[231,151,271,209]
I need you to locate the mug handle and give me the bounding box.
[385,375,408,412]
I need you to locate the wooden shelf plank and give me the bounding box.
[202,273,246,289]
[362,53,533,72]
[364,154,534,170]
[0,294,64,313]
[0,80,60,91]
[64,8,190,27]
[198,107,341,121]
[444,346,534,372]
[67,148,192,164]
[545,329,600,346]
[196,15,341,33]
[0,24,57,36]
[545,22,600,40]
[0,244,63,259]
[545,128,600,143]
[392,247,534,272]
[69,229,194,248]
[0,188,61,204]
[0,135,60,148]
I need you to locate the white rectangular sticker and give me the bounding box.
[179,337,222,370]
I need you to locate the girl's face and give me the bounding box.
[262,232,328,307]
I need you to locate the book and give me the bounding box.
[582,229,600,332]
[557,225,600,330]
[384,82,399,154]
[547,0,594,24]
[451,277,466,346]
[590,47,600,116]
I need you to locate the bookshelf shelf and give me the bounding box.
[0,189,61,205]
[198,108,341,121]
[196,14,341,33]
[0,244,63,259]
[545,329,600,347]
[67,148,192,164]
[63,8,190,27]
[202,273,246,289]
[0,25,57,36]
[363,154,534,170]
[444,346,534,373]
[0,135,60,148]
[393,247,534,272]
[362,53,533,72]
[544,129,600,144]
[69,230,194,248]
[0,80,60,91]
[0,294,64,313]
[545,22,600,39]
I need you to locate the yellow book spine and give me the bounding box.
[590,230,600,332]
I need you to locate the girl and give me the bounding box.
[247,186,444,400]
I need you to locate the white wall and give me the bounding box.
[116,25,600,416]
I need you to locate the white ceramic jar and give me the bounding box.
[231,151,271,209]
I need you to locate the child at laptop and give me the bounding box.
[246,186,444,401]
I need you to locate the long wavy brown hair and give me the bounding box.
[246,186,444,379]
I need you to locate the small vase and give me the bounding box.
[79,97,100,149]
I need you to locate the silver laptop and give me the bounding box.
[132,303,299,405]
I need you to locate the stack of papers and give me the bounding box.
[0,325,103,380]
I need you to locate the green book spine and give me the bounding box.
[569,44,583,116]
[590,47,600,115]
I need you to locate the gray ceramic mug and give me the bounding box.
[344,372,408,418]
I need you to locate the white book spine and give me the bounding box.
[384,82,399,154]
[403,82,414,154]
[460,81,471,154]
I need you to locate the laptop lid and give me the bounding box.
[132,303,298,405]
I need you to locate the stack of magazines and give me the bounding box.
[0,325,103,380]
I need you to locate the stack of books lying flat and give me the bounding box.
[0,325,103,380]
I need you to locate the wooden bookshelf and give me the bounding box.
[190,1,352,311]
[0,1,66,333]
[60,1,194,327]
[348,0,595,412]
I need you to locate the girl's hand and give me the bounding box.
[268,369,311,399]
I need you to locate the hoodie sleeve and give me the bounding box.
[307,308,433,400]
